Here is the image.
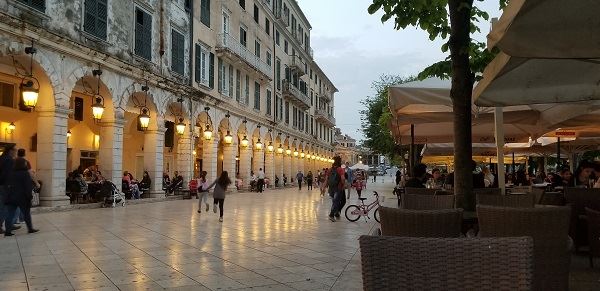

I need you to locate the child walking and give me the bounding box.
[204,171,232,222]
[197,171,209,213]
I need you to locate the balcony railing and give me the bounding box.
[283,80,310,109]
[290,55,305,76]
[317,92,331,102]
[315,108,336,126]
[216,33,273,81]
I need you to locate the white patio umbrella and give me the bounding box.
[349,162,370,171]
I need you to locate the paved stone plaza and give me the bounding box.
[0,180,396,291]
[2,179,600,291]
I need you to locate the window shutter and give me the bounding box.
[84,0,97,36]
[195,44,201,83]
[201,0,210,27]
[217,58,223,93]
[228,65,234,98]
[135,9,152,60]
[20,0,45,12]
[171,30,184,75]
[96,0,107,39]
[209,52,215,88]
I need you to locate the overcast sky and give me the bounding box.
[298,0,502,141]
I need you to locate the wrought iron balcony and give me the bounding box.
[315,107,336,127]
[317,92,331,102]
[283,80,310,109]
[289,55,305,76]
[216,33,273,82]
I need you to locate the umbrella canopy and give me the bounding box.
[349,162,369,171]
[474,53,600,107]
[488,0,600,58]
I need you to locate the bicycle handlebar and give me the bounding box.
[373,191,379,196]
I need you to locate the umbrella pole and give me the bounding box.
[410,124,415,176]
[557,137,561,169]
[494,107,506,194]
[512,152,515,173]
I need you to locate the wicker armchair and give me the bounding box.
[531,187,545,204]
[538,191,565,206]
[379,207,463,238]
[586,207,600,268]
[359,236,534,291]
[476,193,535,208]
[564,187,600,250]
[509,185,531,194]
[477,205,571,291]
[404,187,437,195]
[473,188,502,195]
[401,193,455,210]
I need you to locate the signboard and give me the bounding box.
[555,131,577,137]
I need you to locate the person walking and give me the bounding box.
[296,170,304,190]
[4,157,39,236]
[257,168,265,193]
[306,171,313,190]
[345,162,353,199]
[327,157,346,222]
[197,171,210,213]
[0,144,17,234]
[204,171,232,222]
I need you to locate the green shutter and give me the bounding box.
[217,58,223,93]
[201,0,210,27]
[209,53,215,88]
[195,44,201,83]
[171,30,184,75]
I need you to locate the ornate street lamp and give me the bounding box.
[277,144,283,154]
[240,118,248,147]
[224,112,233,145]
[67,130,72,138]
[175,98,186,136]
[293,149,299,157]
[91,69,105,121]
[286,147,292,155]
[7,122,16,132]
[202,107,213,140]
[19,43,39,109]
[267,142,274,152]
[255,124,263,150]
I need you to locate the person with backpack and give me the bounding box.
[203,171,232,222]
[327,157,346,222]
[197,171,210,213]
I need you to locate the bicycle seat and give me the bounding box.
[358,197,368,201]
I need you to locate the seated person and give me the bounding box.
[167,172,183,194]
[122,171,141,199]
[249,171,257,191]
[139,171,151,191]
[405,164,427,188]
[162,173,171,190]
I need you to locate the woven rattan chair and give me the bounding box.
[473,188,502,196]
[565,187,600,250]
[404,187,437,195]
[477,205,571,291]
[509,185,532,194]
[538,191,565,206]
[531,187,545,204]
[359,236,533,291]
[476,193,535,208]
[379,207,463,237]
[401,193,455,210]
[586,207,600,268]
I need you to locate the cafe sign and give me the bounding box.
[554,130,577,137]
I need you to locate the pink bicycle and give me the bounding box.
[345,191,381,222]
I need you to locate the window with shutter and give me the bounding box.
[228,65,234,98]
[254,82,260,110]
[265,18,270,35]
[171,29,185,75]
[255,41,261,58]
[209,53,215,88]
[235,69,241,102]
[200,0,210,27]
[284,101,289,124]
[275,30,280,46]
[266,90,272,116]
[135,8,152,61]
[18,0,45,12]
[253,5,259,23]
[284,40,288,54]
[84,0,107,39]
[195,44,210,86]
[0,82,15,108]
[239,26,247,47]
[266,51,272,67]
[217,57,223,94]
[275,59,281,91]
[239,0,245,10]
[245,75,250,104]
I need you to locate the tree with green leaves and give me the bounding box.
[368,0,501,211]
[360,74,416,166]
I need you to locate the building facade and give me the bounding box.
[333,128,360,164]
[0,0,337,207]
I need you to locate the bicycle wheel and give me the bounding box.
[374,207,380,223]
[345,205,362,222]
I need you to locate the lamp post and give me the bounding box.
[20,42,39,109]
[175,98,186,136]
[202,107,213,140]
[224,112,233,145]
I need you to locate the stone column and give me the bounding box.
[275,153,283,187]
[290,155,297,183]
[283,154,291,184]
[144,126,165,198]
[264,150,274,188]
[202,138,219,183]
[253,148,265,175]
[36,107,70,207]
[99,117,125,187]
[239,145,252,187]
[176,129,193,182]
[222,141,237,179]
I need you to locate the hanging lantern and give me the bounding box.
[311,155,316,160]
[224,130,233,144]
[67,130,72,137]
[255,138,263,150]
[193,150,197,155]
[91,97,105,121]
[203,124,213,140]
[176,118,186,136]
[293,149,299,157]
[7,122,16,132]
[138,107,151,131]
[300,152,305,158]
[21,80,39,108]
[277,144,284,154]
[286,148,292,155]
[267,142,274,152]
[306,154,311,159]
[241,135,249,147]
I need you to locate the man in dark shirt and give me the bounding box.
[405,164,427,188]
[0,144,17,234]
